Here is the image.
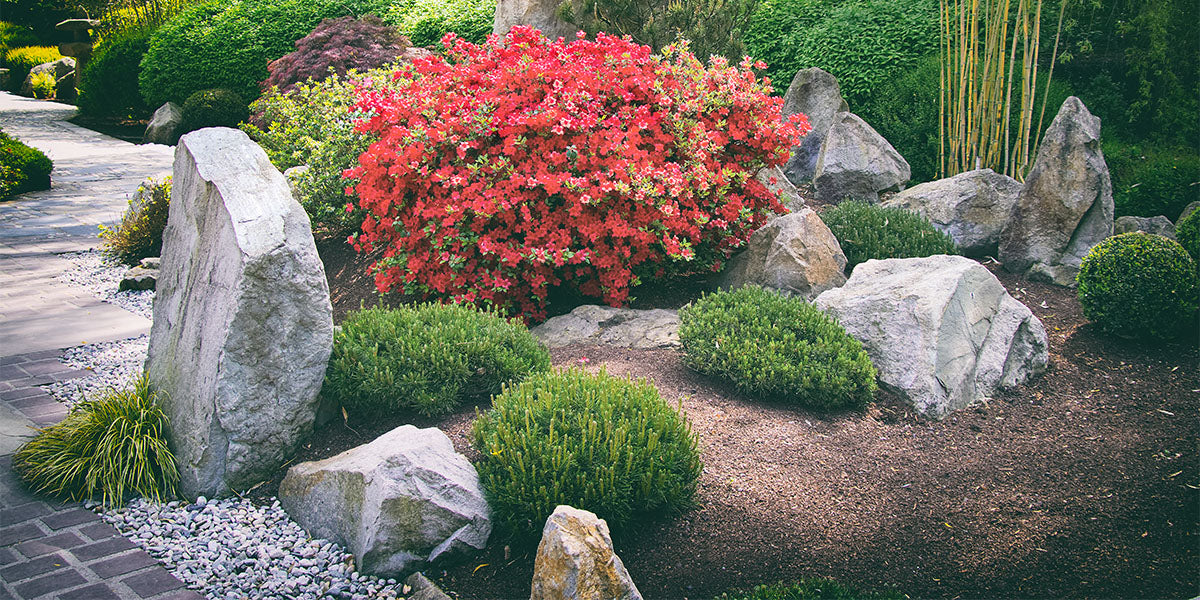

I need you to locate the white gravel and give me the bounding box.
[44,335,149,406]
[56,250,154,319]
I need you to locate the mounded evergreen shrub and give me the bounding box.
[1076,232,1199,340]
[1,130,52,199]
[12,375,179,506]
[180,88,249,133]
[262,15,408,93]
[1176,208,1199,263]
[79,28,153,118]
[820,200,958,273]
[325,303,551,416]
[472,367,702,542]
[384,0,494,47]
[679,285,877,411]
[99,177,171,266]
[3,45,62,93]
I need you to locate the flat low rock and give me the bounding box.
[119,266,156,290]
[813,112,911,204]
[532,305,679,349]
[279,425,491,578]
[1114,215,1176,240]
[882,168,1021,257]
[720,207,846,300]
[814,255,1048,419]
[531,505,642,600]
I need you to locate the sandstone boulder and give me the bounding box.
[493,0,577,39]
[530,505,642,600]
[882,168,1021,257]
[814,255,1048,419]
[720,208,846,299]
[998,97,1113,286]
[145,127,333,497]
[143,102,184,145]
[813,112,910,204]
[532,306,679,349]
[781,67,847,184]
[1114,215,1176,240]
[21,58,75,97]
[279,425,491,577]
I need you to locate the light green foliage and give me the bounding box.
[29,70,55,99]
[384,0,494,47]
[718,578,907,600]
[12,376,180,506]
[3,45,62,93]
[180,88,249,132]
[99,177,171,266]
[1076,233,1199,340]
[1176,209,1199,264]
[1104,140,1200,221]
[562,0,757,62]
[325,303,551,416]
[820,200,958,273]
[679,285,876,411]
[0,130,53,199]
[0,22,40,64]
[472,367,702,542]
[79,28,153,118]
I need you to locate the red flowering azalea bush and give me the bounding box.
[348,26,809,320]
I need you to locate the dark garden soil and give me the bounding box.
[295,224,1200,600]
[67,114,149,144]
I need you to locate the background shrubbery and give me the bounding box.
[262,15,409,93]
[1176,208,1199,264]
[384,0,494,47]
[0,21,40,62]
[4,45,62,93]
[1103,141,1200,221]
[820,201,958,273]
[563,0,757,62]
[1,131,53,199]
[180,88,248,133]
[79,28,153,118]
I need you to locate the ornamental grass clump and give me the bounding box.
[325,303,550,416]
[820,200,958,274]
[679,285,877,411]
[349,26,809,320]
[12,375,179,506]
[1076,233,1199,340]
[472,367,702,542]
[99,176,170,265]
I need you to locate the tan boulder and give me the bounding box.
[530,505,642,600]
[719,207,847,300]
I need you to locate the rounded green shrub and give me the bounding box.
[79,28,153,118]
[1076,232,1199,340]
[325,303,551,416]
[1176,207,1199,263]
[3,45,62,93]
[472,367,702,542]
[99,177,171,266]
[384,0,494,47]
[820,200,958,273]
[12,375,179,506]
[679,285,877,411]
[1,130,53,199]
[180,88,249,133]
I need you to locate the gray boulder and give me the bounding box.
[532,305,679,349]
[531,505,642,600]
[720,208,847,300]
[781,67,847,184]
[279,425,491,577]
[145,127,333,498]
[813,112,911,204]
[118,266,156,291]
[1114,215,1176,240]
[756,165,804,215]
[814,255,1048,419]
[998,97,1113,286]
[1179,201,1200,224]
[21,58,75,97]
[493,0,577,39]
[882,168,1022,257]
[143,102,184,145]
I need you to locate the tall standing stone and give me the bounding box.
[998,97,1114,286]
[531,505,642,600]
[146,127,333,498]
[493,0,577,39]
[781,67,847,184]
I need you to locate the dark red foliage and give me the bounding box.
[262,15,410,93]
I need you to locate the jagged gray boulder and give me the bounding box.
[532,305,679,349]
[143,102,184,145]
[813,112,911,204]
[814,255,1048,419]
[145,127,333,498]
[279,425,491,577]
[21,57,74,97]
[1114,215,1176,240]
[882,168,1022,257]
[1179,201,1200,224]
[493,0,577,39]
[781,67,847,184]
[720,208,846,300]
[757,165,804,215]
[998,97,1114,286]
[531,505,642,600]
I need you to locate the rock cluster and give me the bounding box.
[119,257,160,291]
[781,67,847,183]
[21,57,75,99]
[813,112,911,204]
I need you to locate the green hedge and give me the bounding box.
[79,29,154,118]
[1,130,52,199]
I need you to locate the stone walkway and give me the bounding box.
[0,93,199,599]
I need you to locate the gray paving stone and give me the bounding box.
[0,501,52,524]
[89,552,157,578]
[56,583,121,600]
[0,522,45,545]
[121,569,185,597]
[14,569,86,598]
[0,553,68,582]
[69,536,135,562]
[40,509,99,531]
[76,523,118,542]
[14,532,86,558]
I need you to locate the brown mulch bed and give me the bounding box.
[298,228,1198,600]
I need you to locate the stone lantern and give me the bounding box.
[55,18,100,98]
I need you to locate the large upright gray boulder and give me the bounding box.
[531,505,642,600]
[279,425,491,577]
[146,127,333,498]
[493,0,577,39]
[720,207,847,300]
[143,102,184,145]
[882,168,1022,257]
[781,67,847,184]
[998,97,1113,286]
[813,112,911,204]
[814,256,1048,419]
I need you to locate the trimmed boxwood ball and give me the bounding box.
[472,367,702,542]
[325,303,550,416]
[1176,208,1199,263]
[679,285,877,411]
[1076,232,1199,340]
[180,88,249,133]
[820,200,958,274]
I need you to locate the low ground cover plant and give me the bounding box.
[324,303,550,416]
[4,45,62,93]
[12,375,179,506]
[679,285,877,411]
[472,367,702,542]
[1,130,52,199]
[1076,232,1199,340]
[262,15,408,94]
[820,200,958,273]
[718,578,906,599]
[350,26,808,320]
[100,176,171,265]
[28,70,55,99]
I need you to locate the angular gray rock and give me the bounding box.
[1114,215,1176,240]
[781,67,847,184]
[119,266,156,291]
[532,305,679,349]
[493,0,577,39]
[143,102,184,145]
[404,573,453,600]
[21,58,75,97]
[813,112,911,204]
[531,505,642,600]
[278,425,491,577]
[882,168,1022,257]
[145,127,333,498]
[720,208,847,300]
[1179,201,1200,224]
[814,255,1048,419]
[998,97,1114,286]
[756,165,804,215]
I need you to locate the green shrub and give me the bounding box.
[29,69,55,98]
[1176,208,1199,263]
[79,28,153,118]
[138,0,390,107]
[679,285,876,411]
[4,45,62,93]
[325,303,551,416]
[0,22,40,64]
[820,200,958,273]
[384,0,494,47]
[1104,140,1200,221]
[561,0,756,62]
[1076,233,1199,340]
[12,375,180,506]
[0,130,53,199]
[718,578,906,600]
[99,177,171,266]
[180,88,249,133]
[472,367,702,542]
